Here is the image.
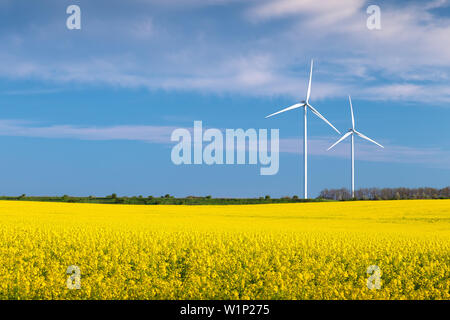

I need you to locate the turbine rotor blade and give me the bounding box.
[349,95,355,130]
[306,59,313,103]
[354,130,384,148]
[307,103,341,134]
[265,103,305,118]
[327,131,352,151]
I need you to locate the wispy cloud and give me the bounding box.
[280,137,450,169]
[0,88,62,95]
[0,120,176,144]
[0,119,448,169]
[247,0,363,23]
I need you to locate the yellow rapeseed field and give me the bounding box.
[0,200,448,300]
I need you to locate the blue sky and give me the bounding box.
[0,0,449,197]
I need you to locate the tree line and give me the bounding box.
[318,187,450,201]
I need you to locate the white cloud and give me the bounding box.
[1,0,450,103]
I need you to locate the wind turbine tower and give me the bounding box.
[266,60,340,199]
[327,96,384,198]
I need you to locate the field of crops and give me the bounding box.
[0,200,448,299]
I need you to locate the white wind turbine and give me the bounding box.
[265,60,340,199]
[327,96,384,198]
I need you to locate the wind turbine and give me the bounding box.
[265,60,340,199]
[327,96,384,198]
